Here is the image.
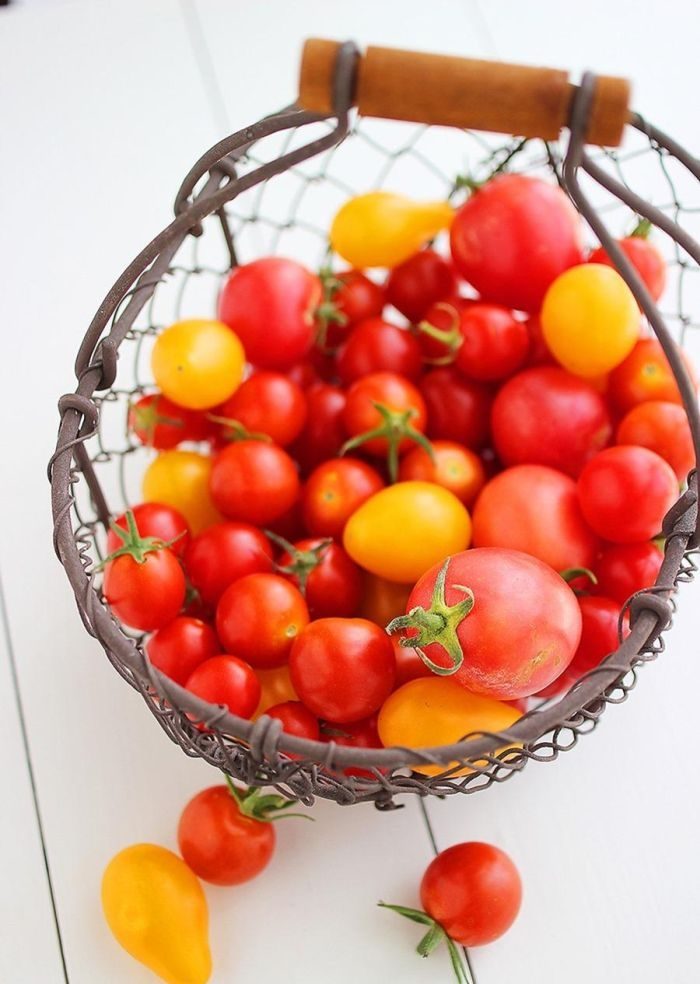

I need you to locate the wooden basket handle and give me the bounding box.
[298,39,631,147]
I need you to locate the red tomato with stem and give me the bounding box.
[491,366,613,477]
[577,446,678,543]
[608,338,696,414]
[290,383,347,475]
[107,502,191,559]
[185,654,260,720]
[413,300,465,365]
[302,457,384,538]
[588,223,666,302]
[184,521,274,609]
[210,440,300,525]
[398,440,486,507]
[128,393,211,449]
[450,174,584,312]
[336,318,423,385]
[289,618,396,723]
[594,541,663,604]
[218,257,321,370]
[147,617,220,685]
[316,269,385,348]
[320,714,382,778]
[273,535,363,619]
[473,465,598,573]
[211,372,307,448]
[216,573,309,669]
[455,304,530,382]
[265,701,320,742]
[420,368,493,449]
[385,249,456,323]
[524,314,555,366]
[616,400,694,481]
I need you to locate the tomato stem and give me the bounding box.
[630,216,653,239]
[386,558,473,675]
[222,774,314,822]
[414,302,463,365]
[559,566,598,586]
[206,413,271,444]
[378,903,470,984]
[340,402,434,483]
[96,510,179,570]
[315,266,350,350]
[266,531,332,595]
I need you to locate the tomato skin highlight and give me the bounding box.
[595,541,663,605]
[336,318,423,385]
[303,457,385,538]
[455,304,530,382]
[178,786,275,886]
[185,655,261,720]
[398,440,486,507]
[213,372,307,447]
[420,367,493,449]
[210,440,300,526]
[473,465,598,572]
[491,366,612,477]
[107,503,191,559]
[289,618,396,723]
[184,521,274,609]
[147,617,220,686]
[151,318,245,410]
[616,400,694,481]
[420,842,522,946]
[385,248,456,323]
[104,549,186,632]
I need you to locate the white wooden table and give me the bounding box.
[2,2,699,981]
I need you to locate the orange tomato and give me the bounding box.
[398,440,486,507]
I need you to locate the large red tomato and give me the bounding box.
[209,440,300,525]
[184,521,274,609]
[420,368,493,449]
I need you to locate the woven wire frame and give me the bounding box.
[51,93,700,808]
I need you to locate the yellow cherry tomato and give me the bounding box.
[359,573,412,626]
[343,481,471,583]
[254,665,298,718]
[377,677,521,776]
[143,450,221,534]
[541,264,640,377]
[151,319,245,410]
[330,192,454,269]
[102,844,212,984]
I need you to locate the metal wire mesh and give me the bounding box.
[51,93,700,807]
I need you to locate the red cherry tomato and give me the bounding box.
[524,314,555,366]
[420,842,522,946]
[104,548,186,632]
[414,300,465,365]
[147,617,220,685]
[290,383,347,475]
[450,175,584,312]
[128,393,211,449]
[392,636,432,687]
[265,496,309,543]
[303,457,384,538]
[184,521,274,609]
[398,440,486,507]
[289,618,396,723]
[385,249,456,323]
[320,714,382,778]
[570,596,628,677]
[107,503,191,559]
[210,440,300,525]
[595,541,663,604]
[212,372,307,448]
[454,304,530,382]
[185,654,260,720]
[608,338,696,414]
[317,268,385,348]
[473,465,598,572]
[577,446,678,543]
[491,367,613,477]
[420,367,493,449]
[616,400,694,481]
[588,230,666,302]
[343,372,428,464]
[336,318,423,385]
[266,701,320,742]
[178,785,275,886]
[216,573,309,669]
[218,257,321,370]
[276,538,363,619]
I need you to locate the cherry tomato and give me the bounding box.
[142,450,222,535]
[107,503,191,559]
[104,547,186,633]
[392,636,432,687]
[266,701,320,742]
[420,842,522,946]
[570,596,628,678]
[594,541,663,604]
[389,549,581,699]
[184,521,274,609]
[359,575,412,627]
[210,440,300,525]
[344,481,472,584]
[178,785,275,886]
[276,538,363,619]
[253,666,298,718]
[524,314,555,366]
[289,618,395,723]
[420,368,493,449]
[385,249,456,323]
[265,497,309,544]
[317,269,385,348]
[147,617,220,685]
[302,457,384,538]
[377,678,521,775]
[588,226,666,302]
[336,318,423,385]
[291,383,347,475]
[398,440,486,507]
[491,366,612,477]
[320,714,382,778]
[577,446,678,543]
[212,372,307,448]
[616,400,694,481]
[450,175,584,312]
[216,573,309,669]
[286,359,323,390]
[413,300,465,365]
[151,319,245,410]
[218,257,321,370]
[128,393,211,449]
[454,304,530,382]
[473,465,598,572]
[185,655,260,720]
[608,338,696,413]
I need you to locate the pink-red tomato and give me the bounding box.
[589,233,666,302]
[594,541,663,604]
[398,440,486,507]
[385,249,456,323]
[455,304,530,382]
[420,368,493,449]
[277,538,363,619]
[212,372,307,447]
[216,574,309,669]
[210,440,300,525]
[185,654,261,720]
[616,400,694,481]
[290,383,347,475]
[103,548,186,632]
[336,318,423,385]
[107,503,191,559]
[184,521,274,609]
[129,393,211,449]
[302,458,385,538]
[147,617,220,685]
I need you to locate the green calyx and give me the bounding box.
[315,266,349,350]
[130,399,182,445]
[415,302,463,365]
[97,509,179,569]
[378,903,471,984]
[385,558,473,676]
[223,774,313,823]
[266,531,332,596]
[340,402,434,483]
[206,413,271,444]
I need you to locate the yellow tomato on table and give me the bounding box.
[151,318,245,410]
[142,450,221,535]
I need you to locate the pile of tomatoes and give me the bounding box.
[101,170,694,773]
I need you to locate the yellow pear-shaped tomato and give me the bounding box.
[378,677,521,776]
[152,319,245,410]
[343,481,471,583]
[541,264,640,377]
[142,450,221,534]
[102,844,212,984]
[330,192,454,268]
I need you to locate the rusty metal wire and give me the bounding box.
[50,58,700,807]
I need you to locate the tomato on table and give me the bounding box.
[184,520,274,609]
[147,617,220,685]
[398,440,486,507]
[608,337,696,413]
[385,248,456,323]
[594,540,663,604]
[454,304,530,382]
[420,367,493,449]
[151,318,245,410]
[142,449,222,535]
[107,502,191,559]
[336,318,423,384]
[128,393,211,449]
[209,440,300,525]
[273,536,363,618]
[616,400,694,481]
[211,372,307,447]
[302,457,384,538]
[290,383,347,475]
[185,654,260,720]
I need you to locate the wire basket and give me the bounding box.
[50,41,700,808]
